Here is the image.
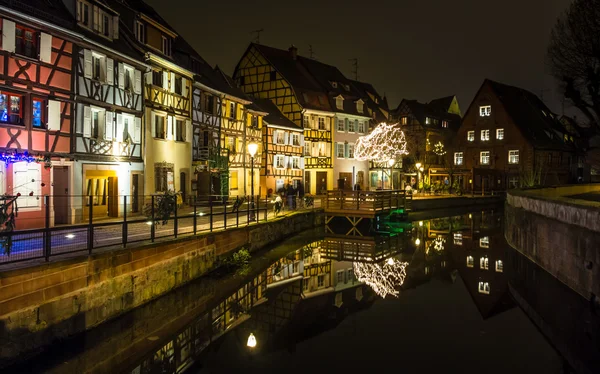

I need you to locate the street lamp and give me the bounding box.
[247,333,257,348]
[415,162,422,193]
[247,142,258,221]
[388,158,395,190]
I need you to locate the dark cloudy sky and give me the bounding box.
[146,0,572,114]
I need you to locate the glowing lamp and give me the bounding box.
[415,162,422,169]
[247,142,258,157]
[415,238,421,246]
[388,158,395,167]
[65,234,75,239]
[247,333,257,348]
[418,221,423,227]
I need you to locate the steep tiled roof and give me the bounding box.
[428,96,455,112]
[486,79,575,151]
[0,0,73,25]
[253,98,302,131]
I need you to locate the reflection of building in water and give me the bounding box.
[448,210,513,319]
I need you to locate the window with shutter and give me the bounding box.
[83,106,92,137]
[104,111,113,141]
[133,117,141,144]
[106,57,114,85]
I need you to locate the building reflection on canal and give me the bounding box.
[7,208,599,374]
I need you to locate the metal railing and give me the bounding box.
[324,190,411,212]
[0,194,319,267]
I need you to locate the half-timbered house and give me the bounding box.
[107,0,193,200]
[233,44,334,195]
[253,98,303,195]
[0,1,75,228]
[62,0,147,221]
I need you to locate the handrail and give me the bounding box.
[324,190,410,212]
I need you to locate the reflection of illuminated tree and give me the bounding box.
[353,258,409,298]
[426,236,446,255]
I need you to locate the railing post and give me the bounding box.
[356,190,360,210]
[265,194,268,222]
[223,196,227,230]
[123,195,128,248]
[174,197,178,239]
[151,195,155,242]
[246,195,250,226]
[88,195,93,254]
[236,198,240,227]
[209,195,213,232]
[256,194,260,222]
[193,196,197,235]
[44,195,50,262]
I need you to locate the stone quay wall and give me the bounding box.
[0,210,324,365]
[505,185,600,300]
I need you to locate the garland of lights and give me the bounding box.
[353,258,409,298]
[433,141,446,156]
[0,152,52,169]
[426,236,446,255]
[354,122,408,162]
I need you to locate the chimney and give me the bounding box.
[289,45,298,60]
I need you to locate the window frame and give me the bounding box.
[135,20,145,43]
[161,35,171,56]
[15,24,38,59]
[508,150,519,164]
[480,151,490,165]
[153,113,166,139]
[479,105,491,117]
[292,133,301,146]
[292,156,301,169]
[274,155,285,169]
[454,152,463,166]
[175,118,186,142]
[467,130,475,142]
[0,91,24,126]
[336,143,345,158]
[481,129,490,141]
[318,117,326,130]
[32,97,46,129]
[496,128,504,140]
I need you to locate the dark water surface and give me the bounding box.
[6,206,598,374]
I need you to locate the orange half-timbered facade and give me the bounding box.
[254,98,303,195]
[0,3,74,228]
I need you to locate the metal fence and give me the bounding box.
[0,194,319,266]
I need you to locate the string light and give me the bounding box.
[426,236,446,254]
[0,152,52,169]
[433,141,446,156]
[353,259,409,298]
[354,122,408,162]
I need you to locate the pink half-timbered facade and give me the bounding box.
[0,6,74,228]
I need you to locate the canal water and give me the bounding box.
[6,206,599,374]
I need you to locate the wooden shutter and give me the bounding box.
[162,71,169,90]
[133,116,141,144]
[300,157,305,169]
[144,71,152,87]
[106,57,114,85]
[170,72,176,92]
[83,106,92,137]
[284,156,289,169]
[2,20,15,53]
[134,69,142,94]
[39,33,52,63]
[299,133,304,146]
[272,130,278,145]
[116,113,124,142]
[105,111,113,141]
[84,49,93,79]
[185,119,191,143]
[344,143,349,158]
[47,100,61,131]
[151,112,157,138]
[118,62,125,90]
[284,132,289,145]
[344,118,349,132]
[93,6,99,32]
[112,15,119,39]
[181,77,188,98]
[167,115,173,140]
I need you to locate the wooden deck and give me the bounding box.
[324,190,411,216]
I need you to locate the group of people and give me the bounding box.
[273,181,305,211]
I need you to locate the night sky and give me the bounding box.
[146,0,572,114]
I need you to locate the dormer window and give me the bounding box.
[161,35,171,57]
[135,21,145,43]
[356,100,364,114]
[343,84,350,91]
[77,0,116,40]
[77,0,90,27]
[336,95,344,110]
[330,81,338,88]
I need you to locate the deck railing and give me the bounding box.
[324,190,411,212]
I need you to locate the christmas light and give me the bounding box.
[433,141,446,156]
[353,259,409,298]
[0,152,52,169]
[426,236,446,254]
[354,123,408,162]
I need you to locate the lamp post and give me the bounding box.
[247,142,258,221]
[415,162,422,193]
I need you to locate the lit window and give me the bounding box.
[16,25,37,59]
[317,275,325,288]
[274,155,285,169]
[161,35,171,56]
[229,102,236,119]
[479,105,491,116]
[124,65,134,92]
[467,131,475,142]
[357,101,364,113]
[425,266,429,275]
[337,143,345,158]
[32,98,45,128]
[226,137,235,153]
[175,118,185,142]
[401,117,408,125]
[358,121,365,133]
[348,144,354,159]
[481,129,490,141]
[336,96,343,110]
[336,118,345,131]
[304,141,311,156]
[348,119,356,132]
[479,236,489,248]
[229,171,238,191]
[496,128,504,140]
[454,152,463,166]
[292,157,301,169]
[318,117,326,130]
[478,282,490,294]
[480,257,489,270]
[92,53,106,82]
[425,117,431,125]
[135,21,145,43]
[508,150,519,164]
[0,92,23,125]
[495,260,504,273]
[442,120,448,128]
[153,113,165,139]
[275,130,285,145]
[466,256,474,268]
[480,151,490,165]
[292,133,301,146]
[453,232,463,245]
